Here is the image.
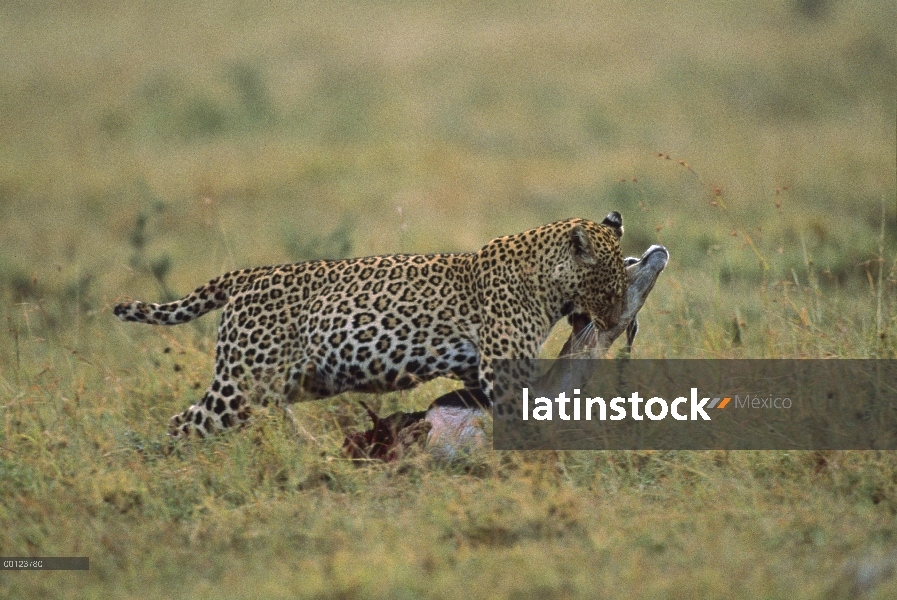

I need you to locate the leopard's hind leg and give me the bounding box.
[168,379,252,438]
[169,366,306,438]
[167,326,256,437]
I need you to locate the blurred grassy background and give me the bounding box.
[1,0,896,597]
[1,0,894,358]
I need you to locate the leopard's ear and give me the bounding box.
[601,211,623,239]
[570,225,598,265]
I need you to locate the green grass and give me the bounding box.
[1,0,896,597]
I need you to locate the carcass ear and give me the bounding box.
[570,225,598,264]
[601,211,623,239]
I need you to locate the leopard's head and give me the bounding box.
[560,211,627,330]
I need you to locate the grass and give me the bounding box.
[1,0,896,597]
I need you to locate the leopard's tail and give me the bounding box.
[114,272,239,325]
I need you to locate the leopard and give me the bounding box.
[114,212,628,438]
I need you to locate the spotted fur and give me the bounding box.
[114,213,627,437]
